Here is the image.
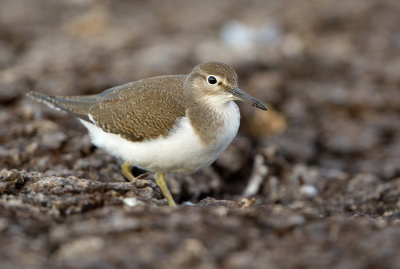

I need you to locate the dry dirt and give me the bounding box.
[1,0,400,268]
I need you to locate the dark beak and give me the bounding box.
[232,88,267,110]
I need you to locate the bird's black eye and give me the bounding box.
[207,75,217,85]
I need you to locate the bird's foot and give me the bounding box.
[155,173,177,207]
[121,161,136,182]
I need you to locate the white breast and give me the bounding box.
[80,101,240,174]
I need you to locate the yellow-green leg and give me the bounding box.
[121,161,136,182]
[155,173,176,207]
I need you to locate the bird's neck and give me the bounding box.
[187,97,239,144]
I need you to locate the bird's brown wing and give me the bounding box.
[89,75,187,142]
[28,75,187,142]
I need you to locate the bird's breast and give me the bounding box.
[187,100,240,144]
[80,101,240,174]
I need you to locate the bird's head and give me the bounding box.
[185,62,267,110]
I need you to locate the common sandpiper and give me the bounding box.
[28,62,267,206]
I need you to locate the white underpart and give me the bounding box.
[79,100,240,174]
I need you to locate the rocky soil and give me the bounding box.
[1,0,399,268]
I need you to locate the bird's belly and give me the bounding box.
[80,116,239,174]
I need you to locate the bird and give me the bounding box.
[28,62,267,206]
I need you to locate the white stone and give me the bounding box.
[299,185,318,197]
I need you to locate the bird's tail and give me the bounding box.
[27,91,95,117]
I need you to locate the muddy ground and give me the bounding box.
[1,0,400,268]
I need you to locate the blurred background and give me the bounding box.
[1,0,400,268]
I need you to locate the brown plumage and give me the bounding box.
[28,75,187,142]
[28,62,267,144]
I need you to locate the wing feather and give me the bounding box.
[28,75,187,142]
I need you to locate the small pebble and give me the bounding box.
[299,185,318,197]
[123,197,143,207]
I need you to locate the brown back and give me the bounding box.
[89,75,187,141]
